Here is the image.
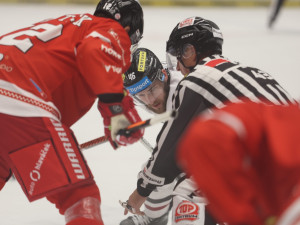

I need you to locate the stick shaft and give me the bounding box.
[79,136,108,150]
[140,137,154,152]
[79,110,177,150]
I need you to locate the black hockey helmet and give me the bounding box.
[94,0,144,46]
[166,16,223,69]
[123,48,164,95]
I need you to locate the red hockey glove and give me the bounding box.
[98,93,144,149]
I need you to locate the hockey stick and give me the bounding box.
[79,136,108,150]
[79,110,177,150]
[79,136,154,152]
[140,137,154,152]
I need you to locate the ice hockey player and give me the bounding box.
[178,100,300,225]
[122,16,296,224]
[122,48,222,225]
[121,47,186,225]
[0,0,144,225]
[122,46,225,225]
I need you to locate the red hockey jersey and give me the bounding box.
[177,101,300,225]
[0,14,131,126]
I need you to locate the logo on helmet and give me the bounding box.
[138,51,147,72]
[181,33,193,39]
[212,27,223,39]
[127,76,152,95]
[178,17,195,29]
[114,13,121,20]
[103,2,113,11]
[127,72,136,80]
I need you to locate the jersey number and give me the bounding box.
[0,23,63,53]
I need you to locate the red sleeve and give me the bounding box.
[75,28,131,96]
[264,103,300,166]
[176,102,265,225]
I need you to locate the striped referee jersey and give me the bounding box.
[136,55,296,197]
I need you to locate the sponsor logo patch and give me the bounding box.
[178,17,195,29]
[139,167,165,185]
[50,119,86,180]
[127,76,152,95]
[29,142,51,195]
[0,63,13,72]
[0,53,13,72]
[105,65,122,74]
[109,105,123,114]
[101,44,121,60]
[175,200,199,223]
[181,33,193,39]
[212,27,223,39]
[138,51,147,72]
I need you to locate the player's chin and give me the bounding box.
[147,103,165,114]
[153,107,165,114]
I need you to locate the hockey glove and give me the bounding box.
[98,92,144,149]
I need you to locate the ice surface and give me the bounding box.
[0,3,300,225]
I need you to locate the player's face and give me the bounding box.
[135,79,168,114]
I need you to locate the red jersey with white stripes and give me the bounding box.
[0,14,131,126]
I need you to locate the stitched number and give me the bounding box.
[0,23,63,53]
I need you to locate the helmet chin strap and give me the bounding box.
[178,57,197,73]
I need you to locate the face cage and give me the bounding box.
[166,42,178,71]
[166,52,178,71]
[166,46,186,71]
[130,29,143,54]
[130,43,139,54]
[130,29,142,45]
[166,43,197,71]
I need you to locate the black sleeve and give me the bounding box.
[98,93,124,103]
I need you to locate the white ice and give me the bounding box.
[0,3,300,225]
